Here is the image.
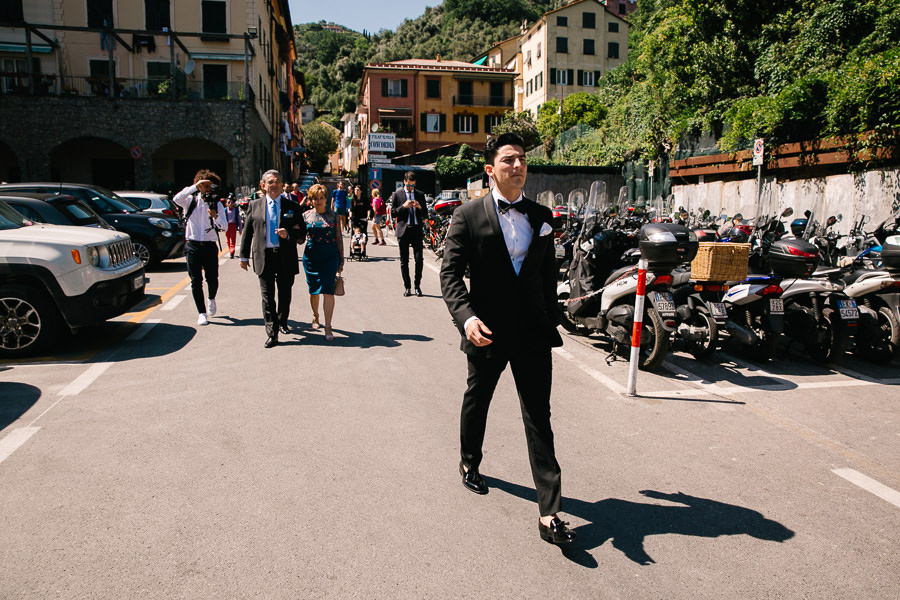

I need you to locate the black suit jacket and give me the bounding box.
[440,195,563,358]
[239,194,307,276]
[389,188,428,239]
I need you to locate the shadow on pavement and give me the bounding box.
[485,477,794,568]
[0,382,41,432]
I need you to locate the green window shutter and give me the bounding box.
[484,115,490,133]
[550,68,557,84]
[440,113,447,132]
[401,79,408,97]
[453,114,460,132]
[567,69,574,85]
[381,78,388,96]
[594,71,601,86]
[421,113,427,132]
[577,70,584,85]
[472,116,478,133]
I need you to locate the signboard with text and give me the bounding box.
[367,133,396,153]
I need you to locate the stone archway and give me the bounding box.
[49,137,133,189]
[0,140,21,183]
[152,138,233,193]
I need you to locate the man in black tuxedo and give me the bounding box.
[440,133,576,544]
[390,171,428,296]
[239,169,306,348]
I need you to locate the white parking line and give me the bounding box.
[161,295,186,311]
[58,362,112,397]
[126,319,161,341]
[553,347,626,395]
[832,468,900,509]
[0,427,41,466]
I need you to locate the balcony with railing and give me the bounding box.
[452,94,513,107]
[0,73,253,102]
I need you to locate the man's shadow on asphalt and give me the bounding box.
[484,477,794,568]
[217,318,432,347]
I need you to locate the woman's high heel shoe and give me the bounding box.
[324,325,334,342]
[311,313,320,330]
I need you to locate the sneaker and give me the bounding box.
[207,298,217,316]
[197,313,209,326]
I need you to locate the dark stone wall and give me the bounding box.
[0,95,273,189]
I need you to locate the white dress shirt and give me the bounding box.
[492,187,531,275]
[172,184,227,242]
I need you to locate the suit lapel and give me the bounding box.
[517,199,546,279]
[481,195,517,276]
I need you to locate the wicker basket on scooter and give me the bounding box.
[690,242,750,281]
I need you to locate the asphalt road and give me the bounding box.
[1,234,899,599]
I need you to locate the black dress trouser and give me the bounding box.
[398,226,424,288]
[258,248,295,337]
[460,350,562,517]
[185,240,219,314]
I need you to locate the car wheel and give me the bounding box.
[132,239,155,268]
[0,285,60,357]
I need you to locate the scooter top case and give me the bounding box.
[769,238,820,278]
[881,242,900,271]
[638,223,699,271]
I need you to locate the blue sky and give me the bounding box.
[288,0,439,33]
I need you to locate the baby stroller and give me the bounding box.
[347,219,368,261]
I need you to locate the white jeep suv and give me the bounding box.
[0,200,146,357]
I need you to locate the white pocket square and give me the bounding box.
[539,222,553,236]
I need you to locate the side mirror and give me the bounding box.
[837,213,843,222]
[827,216,837,227]
[782,207,794,217]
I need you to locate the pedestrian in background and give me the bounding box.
[390,171,427,297]
[331,180,350,235]
[224,195,242,258]
[349,184,369,234]
[303,183,344,342]
[370,188,386,245]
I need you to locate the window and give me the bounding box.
[0,57,37,93]
[147,62,169,94]
[382,78,408,97]
[556,37,568,53]
[583,12,596,29]
[490,81,505,106]
[536,72,543,89]
[526,80,532,96]
[619,2,627,15]
[420,113,445,133]
[201,0,227,36]
[203,64,227,99]
[584,39,595,55]
[485,114,503,135]
[537,42,541,58]
[526,49,532,66]
[455,115,475,134]
[458,80,473,105]
[608,41,620,59]
[609,22,619,33]
[550,68,572,86]
[426,79,440,99]
[557,16,567,27]
[87,0,113,27]
[145,0,169,30]
[580,70,594,87]
[0,0,24,25]
[383,118,414,138]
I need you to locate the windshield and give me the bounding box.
[579,180,611,237]
[50,198,103,226]
[89,185,140,213]
[0,201,32,229]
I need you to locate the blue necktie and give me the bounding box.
[267,199,279,247]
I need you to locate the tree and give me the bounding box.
[302,122,340,172]
[436,144,483,189]
[492,110,541,150]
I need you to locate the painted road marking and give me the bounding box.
[126,319,161,341]
[553,346,627,395]
[59,362,112,397]
[161,295,187,311]
[0,427,41,465]
[832,468,900,509]
[127,276,190,323]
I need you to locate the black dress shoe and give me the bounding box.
[415,286,423,297]
[538,517,577,544]
[264,336,278,348]
[459,461,488,495]
[403,288,412,297]
[279,325,291,335]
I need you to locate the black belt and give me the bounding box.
[265,246,281,253]
[186,240,217,246]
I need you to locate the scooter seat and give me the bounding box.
[604,264,638,287]
[813,267,842,278]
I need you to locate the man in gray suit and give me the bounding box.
[239,169,306,348]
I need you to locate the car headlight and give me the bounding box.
[87,246,100,267]
[148,217,172,230]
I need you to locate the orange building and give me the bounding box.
[357,58,517,162]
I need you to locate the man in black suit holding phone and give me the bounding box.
[440,133,576,544]
[239,169,306,348]
[390,171,428,297]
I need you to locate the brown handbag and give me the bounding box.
[334,274,345,296]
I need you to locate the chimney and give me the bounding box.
[436,54,441,62]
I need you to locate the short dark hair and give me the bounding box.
[193,169,221,186]
[484,133,525,165]
[404,171,417,182]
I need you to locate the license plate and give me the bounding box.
[710,302,727,319]
[654,292,676,314]
[839,299,859,320]
[769,298,784,314]
[555,244,565,258]
[133,275,144,291]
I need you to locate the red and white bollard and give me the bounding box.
[626,258,649,396]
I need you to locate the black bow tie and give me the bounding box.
[498,200,524,214]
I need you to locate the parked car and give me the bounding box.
[115,190,182,219]
[0,199,145,357]
[0,192,114,229]
[0,183,184,268]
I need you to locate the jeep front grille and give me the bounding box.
[106,239,139,268]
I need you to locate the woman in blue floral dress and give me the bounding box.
[303,184,344,341]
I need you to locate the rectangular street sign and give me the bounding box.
[367,133,396,152]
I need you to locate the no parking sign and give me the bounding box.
[130,146,142,160]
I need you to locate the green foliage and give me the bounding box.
[436,144,484,189]
[302,122,340,163]
[492,110,541,150]
[537,93,607,140]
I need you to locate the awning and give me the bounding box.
[378,108,412,116]
[188,53,246,61]
[472,56,488,66]
[0,43,54,54]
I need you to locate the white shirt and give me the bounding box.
[172,184,227,242]
[492,187,531,275]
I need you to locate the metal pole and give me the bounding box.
[25,27,35,95]
[626,257,648,396]
[107,26,115,98]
